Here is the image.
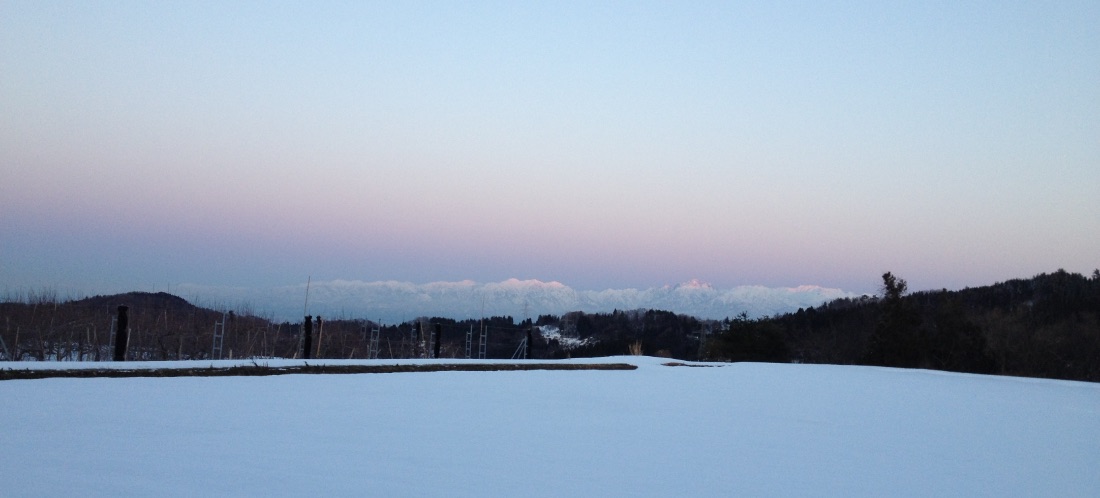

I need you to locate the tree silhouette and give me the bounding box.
[864,272,923,367]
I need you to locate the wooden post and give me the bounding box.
[113,306,129,361]
[414,321,422,358]
[526,327,533,360]
[302,315,313,360]
[314,316,324,359]
[433,323,442,359]
[92,324,99,361]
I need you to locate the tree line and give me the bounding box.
[524,269,1100,382]
[704,269,1100,382]
[2,269,1097,382]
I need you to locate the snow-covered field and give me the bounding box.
[2,357,1098,497]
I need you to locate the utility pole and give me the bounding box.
[478,322,487,360]
[478,296,487,359]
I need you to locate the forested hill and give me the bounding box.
[72,291,198,313]
[730,269,1100,381]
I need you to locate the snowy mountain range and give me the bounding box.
[176,279,858,324]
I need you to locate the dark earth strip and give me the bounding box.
[0,362,638,381]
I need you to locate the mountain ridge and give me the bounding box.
[174,279,858,323]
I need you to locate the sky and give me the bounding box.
[2,0,1098,301]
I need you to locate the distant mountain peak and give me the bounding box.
[676,278,714,290]
[506,278,566,288]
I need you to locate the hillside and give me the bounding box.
[764,269,1100,381]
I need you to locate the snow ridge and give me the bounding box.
[177,279,856,323]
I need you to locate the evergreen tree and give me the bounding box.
[864,272,923,367]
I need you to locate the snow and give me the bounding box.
[537,325,595,349]
[175,279,856,323]
[2,357,1098,497]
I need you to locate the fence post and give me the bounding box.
[414,321,421,358]
[302,315,313,360]
[433,323,442,359]
[113,306,129,361]
[314,316,323,359]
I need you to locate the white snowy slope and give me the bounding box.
[1,358,1097,497]
[176,278,857,322]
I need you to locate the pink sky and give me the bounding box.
[2,2,1097,299]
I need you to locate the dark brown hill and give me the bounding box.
[71,291,198,313]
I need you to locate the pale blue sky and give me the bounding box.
[2,0,1098,298]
